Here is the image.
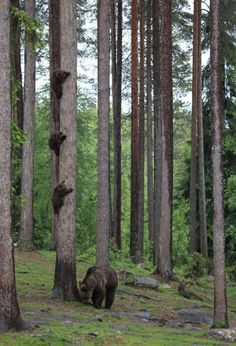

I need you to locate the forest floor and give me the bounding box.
[1,250,236,345]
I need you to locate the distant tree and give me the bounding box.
[130,0,139,263]
[146,0,154,242]
[52,0,79,300]
[19,0,36,251]
[111,0,122,250]
[138,0,145,263]
[0,0,24,331]
[48,0,60,250]
[210,0,228,328]
[96,0,110,265]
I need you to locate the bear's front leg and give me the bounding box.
[92,289,105,308]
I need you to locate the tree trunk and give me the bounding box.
[146,0,154,242]
[0,1,24,331]
[52,0,79,300]
[210,0,228,328]
[49,0,60,250]
[112,0,122,250]
[138,0,145,263]
[19,0,36,251]
[156,0,173,281]
[189,0,199,254]
[196,0,208,260]
[96,0,110,265]
[130,0,139,263]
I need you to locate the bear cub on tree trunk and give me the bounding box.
[52,180,73,214]
[48,131,66,156]
[79,266,118,309]
[51,69,70,99]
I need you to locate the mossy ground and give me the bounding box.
[0,250,236,345]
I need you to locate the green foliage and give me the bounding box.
[11,5,45,52]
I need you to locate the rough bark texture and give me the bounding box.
[130,0,139,263]
[111,0,122,250]
[49,0,60,250]
[138,0,145,263]
[19,0,36,251]
[0,1,24,331]
[96,0,110,265]
[197,0,208,259]
[52,0,79,300]
[210,0,228,328]
[189,0,199,254]
[156,0,173,281]
[146,0,154,242]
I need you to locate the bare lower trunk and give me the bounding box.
[210,0,228,328]
[19,0,36,251]
[52,0,79,300]
[0,1,24,331]
[96,0,111,265]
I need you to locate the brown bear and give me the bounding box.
[79,266,118,309]
[52,180,73,214]
[48,131,66,156]
[51,69,70,99]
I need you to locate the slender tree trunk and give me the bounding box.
[96,0,110,265]
[138,0,145,263]
[52,0,79,300]
[189,0,199,254]
[130,0,139,263]
[10,0,24,130]
[49,0,60,250]
[0,1,24,331]
[210,0,228,328]
[146,0,154,242]
[112,0,122,250]
[197,1,208,260]
[156,0,173,281]
[19,0,36,251]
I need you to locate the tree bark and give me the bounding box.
[19,0,36,251]
[156,0,173,281]
[130,0,139,263]
[96,0,111,265]
[210,0,228,328]
[52,0,79,300]
[146,0,154,242]
[138,0,145,263]
[111,0,122,250]
[0,1,24,331]
[49,0,60,250]
[189,0,199,254]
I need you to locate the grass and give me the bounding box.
[0,250,235,345]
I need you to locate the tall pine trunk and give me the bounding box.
[138,0,145,262]
[210,0,228,328]
[156,0,173,281]
[130,0,139,263]
[96,0,111,265]
[19,0,36,251]
[49,0,60,250]
[0,1,24,331]
[52,0,79,300]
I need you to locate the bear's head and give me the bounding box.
[79,282,92,303]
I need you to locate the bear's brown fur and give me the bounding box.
[79,266,118,309]
[51,69,70,99]
[48,131,66,156]
[52,180,73,214]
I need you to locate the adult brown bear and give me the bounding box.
[79,266,118,309]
